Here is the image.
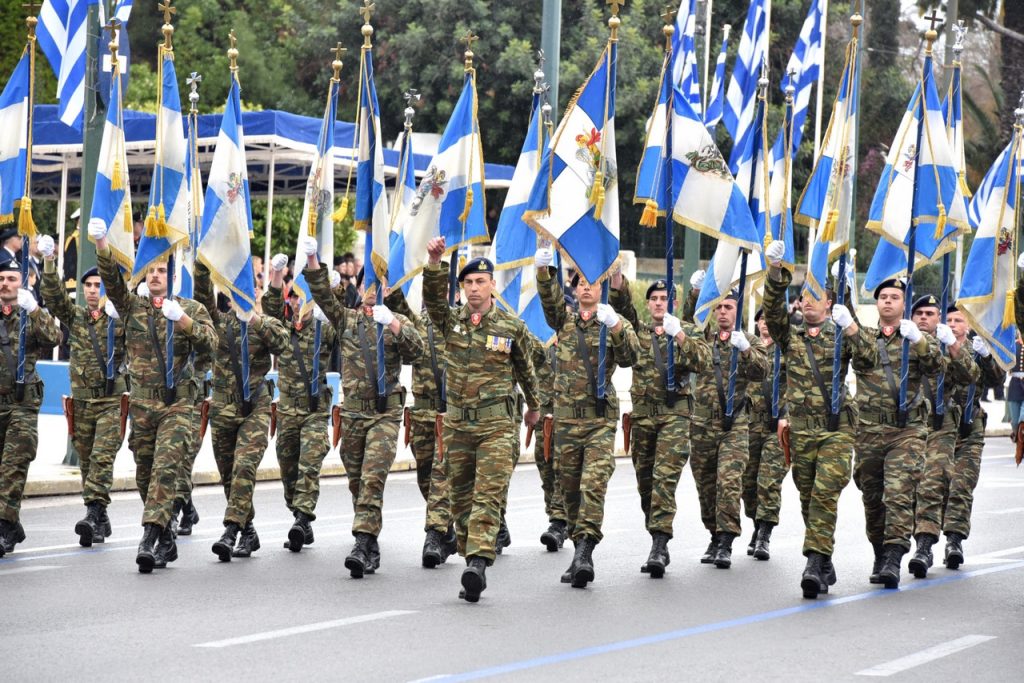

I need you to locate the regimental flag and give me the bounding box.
[355,48,390,290]
[197,73,255,311]
[634,38,673,226]
[704,25,730,131]
[491,90,554,344]
[0,53,30,227]
[671,0,701,114]
[87,53,134,271]
[386,128,420,306]
[132,46,189,285]
[37,0,87,131]
[957,127,1022,370]
[176,105,203,299]
[524,39,619,285]
[765,102,797,271]
[796,33,860,301]
[967,142,1024,229]
[784,0,827,155]
[724,0,768,171]
[943,51,972,220]
[670,83,758,327]
[390,71,488,291]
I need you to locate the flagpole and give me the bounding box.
[15,9,39,402]
[701,0,713,113]
[159,5,178,400]
[813,0,829,158]
[661,10,678,402]
[771,80,795,426]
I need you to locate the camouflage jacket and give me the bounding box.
[42,260,127,398]
[423,262,540,412]
[194,264,290,401]
[537,268,639,415]
[529,333,556,413]
[262,284,337,413]
[608,280,710,410]
[693,326,769,420]
[304,264,423,406]
[920,341,979,417]
[747,338,787,431]
[953,351,1005,419]
[98,247,215,396]
[0,297,59,403]
[385,287,446,411]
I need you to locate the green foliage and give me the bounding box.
[249,197,357,262]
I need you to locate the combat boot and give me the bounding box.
[800,552,826,599]
[869,542,885,584]
[366,535,381,574]
[442,524,457,561]
[170,499,182,537]
[644,531,671,579]
[74,501,104,548]
[422,529,444,568]
[0,520,10,557]
[135,523,162,573]
[1,519,26,555]
[461,556,488,603]
[345,532,373,578]
[540,520,568,552]
[714,533,737,569]
[820,556,838,594]
[287,512,312,553]
[878,544,905,589]
[178,498,199,536]
[753,522,774,561]
[153,524,178,568]
[561,539,579,583]
[700,534,718,564]
[944,532,965,569]
[571,536,597,588]
[99,505,112,538]
[232,522,261,558]
[212,522,241,562]
[908,534,936,579]
[495,519,511,555]
[747,521,760,556]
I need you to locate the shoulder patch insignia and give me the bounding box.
[91,309,101,321]
[882,325,894,337]
[719,330,731,342]
[580,310,592,322]
[470,312,482,326]
[808,327,820,338]
[152,296,164,309]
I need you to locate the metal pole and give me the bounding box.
[57,158,68,276]
[813,0,830,158]
[76,0,104,306]
[848,0,866,267]
[942,0,960,92]
[264,145,275,275]
[703,0,713,112]
[541,0,561,121]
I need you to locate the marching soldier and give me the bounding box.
[423,237,539,602]
[39,235,126,547]
[263,253,337,551]
[193,262,290,562]
[302,237,423,579]
[609,274,709,578]
[528,330,569,553]
[172,333,209,538]
[535,247,639,588]
[847,277,942,589]
[0,260,60,557]
[92,222,216,573]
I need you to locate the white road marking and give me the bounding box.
[194,610,416,648]
[974,545,1024,559]
[981,507,1024,515]
[0,564,62,576]
[855,635,996,677]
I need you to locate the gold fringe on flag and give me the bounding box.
[958,174,972,199]
[820,209,839,244]
[111,160,125,191]
[933,205,947,240]
[144,204,169,238]
[589,171,604,207]
[0,213,13,226]
[459,186,474,223]
[307,207,319,237]
[16,197,35,238]
[1004,289,1015,329]
[332,196,349,223]
[639,199,659,228]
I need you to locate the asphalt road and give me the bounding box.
[3,439,1023,682]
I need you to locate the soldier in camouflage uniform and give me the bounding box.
[683,278,769,569]
[527,330,569,552]
[172,335,209,537]
[262,253,337,552]
[535,247,639,588]
[609,274,709,578]
[423,237,539,603]
[384,285,458,568]
[302,237,423,579]
[908,295,979,578]
[846,277,942,589]
[93,224,216,573]
[39,235,126,547]
[0,260,60,557]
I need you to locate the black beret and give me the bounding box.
[569,271,581,288]
[722,289,740,303]
[333,255,345,267]
[563,294,576,309]
[754,307,764,322]
[947,302,961,315]
[911,294,940,314]
[355,266,364,289]
[458,257,494,282]
[646,279,668,299]
[0,260,22,274]
[872,277,907,300]
[80,266,100,283]
[0,228,18,243]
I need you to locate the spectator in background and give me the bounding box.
[0,228,23,266]
[1008,336,1024,441]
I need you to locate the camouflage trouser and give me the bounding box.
[174,397,205,504]
[944,413,986,538]
[556,417,616,543]
[631,413,689,536]
[443,413,517,562]
[914,416,958,539]
[535,415,565,523]
[72,397,123,506]
[210,394,271,527]
[410,410,452,532]
[791,427,853,556]
[340,408,401,536]
[128,397,195,527]
[0,404,40,524]
[854,422,927,550]
[689,416,749,536]
[743,424,790,525]
[277,409,330,520]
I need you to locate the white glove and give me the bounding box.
[595,303,618,328]
[313,305,329,324]
[689,269,706,290]
[831,303,854,329]
[37,235,55,258]
[329,270,342,288]
[104,300,119,319]
[372,304,394,326]
[16,289,37,313]
[136,282,150,298]
[900,319,922,343]
[87,218,107,241]
[972,335,991,357]
[534,248,553,269]
[1017,252,1024,270]
[161,299,185,322]
[235,306,254,323]
[271,253,288,271]
[729,331,751,352]
[300,235,319,257]
[935,323,956,347]
[765,240,785,267]
[662,313,682,338]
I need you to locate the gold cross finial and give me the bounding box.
[463,31,478,72]
[924,9,942,32]
[227,30,239,73]
[159,0,176,24]
[106,18,121,60]
[607,0,625,17]
[22,1,39,36]
[922,9,942,50]
[660,5,676,25]
[331,42,347,80]
[359,0,376,25]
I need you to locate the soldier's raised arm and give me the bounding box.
[682,269,704,323]
[94,240,132,316]
[38,235,74,324]
[608,271,639,330]
[423,236,455,337]
[242,307,291,356]
[609,315,640,368]
[384,286,416,322]
[390,312,424,363]
[261,253,289,324]
[738,333,769,380]
[298,235,352,333]
[763,265,793,352]
[193,261,220,326]
[29,305,61,349]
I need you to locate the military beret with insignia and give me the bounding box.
[80,266,100,283]
[872,277,907,300]
[723,288,740,303]
[911,294,940,314]
[0,259,22,274]
[646,279,668,299]
[457,257,494,282]
[0,228,18,243]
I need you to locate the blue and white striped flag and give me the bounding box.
[355,48,390,290]
[174,117,201,299]
[704,25,730,131]
[943,52,972,221]
[37,0,88,131]
[0,53,30,226]
[764,105,797,271]
[967,142,1024,229]
[724,0,768,171]
[387,128,420,305]
[671,0,702,114]
[634,40,673,224]
[784,0,827,155]
[197,74,256,311]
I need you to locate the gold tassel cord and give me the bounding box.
[16,197,35,238]
[819,209,839,244]
[592,184,606,220]
[933,205,947,240]
[144,204,169,238]
[307,207,319,238]
[589,170,604,207]
[122,203,133,233]
[458,186,474,223]
[332,196,349,223]
[1004,289,1015,329]
[111,159,125,191]
[639,198,659,228]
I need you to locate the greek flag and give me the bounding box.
[390,72,487,291]
[0,53,30,226]
[764,106,797,271]
[957,129,1022,370]
[967,142,1024,229]
[197,74,256,312]
[175,109,203,299]
[355,49,390,290]
[133,47,189,285]
[491,91,554,344]
[943,55,972,220]
[37,0,88,131]
[524,40,619,285]
[387,130,420,306]
[634,43,673,222]
[724,0,768,171]
[784,0,827,154]
[704,25,730,130]
[671,0,701,113]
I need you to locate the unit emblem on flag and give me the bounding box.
[998,227,1012,255]
[227,173,244,203]
[685,144,731,181]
